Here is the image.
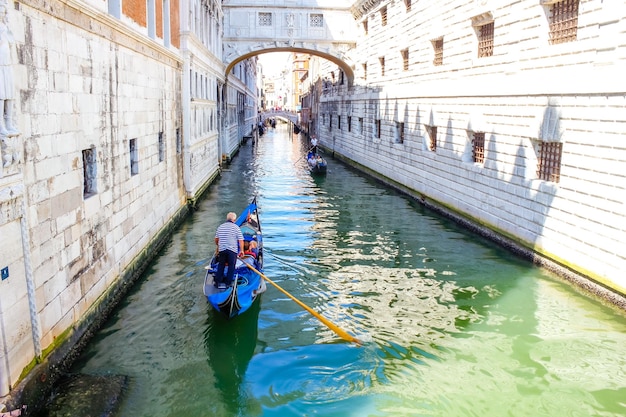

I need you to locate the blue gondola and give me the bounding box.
[203,198,266,318]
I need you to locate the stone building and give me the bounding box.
[0,0,257,404]
[309,0,626,298]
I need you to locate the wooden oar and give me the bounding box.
[242,261,361,345]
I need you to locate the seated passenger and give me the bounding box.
[243,240,258,258]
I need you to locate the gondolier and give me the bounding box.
[214,212,244,288]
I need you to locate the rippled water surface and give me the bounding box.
[69,123,626,417]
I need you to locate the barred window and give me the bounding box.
[549,0,579,44]
[359,117,364,134]
[478,22,493,58]
[537,141,563,182]
[380,6,388,26]
[310,13,323,27]
[348,116,352,132]
[158,132,165,162]
[379,57,385,76]
[395,122,405,144]
[375,119,381,138]
[426,125,437,151]
[82,147,97,197]
[478,22,494,58]
[433,38,443,66]
[259,12,272,26]
[401,49,409,71]
[129,138,139,175]
[472,132,485,163]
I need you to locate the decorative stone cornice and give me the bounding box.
[350,0,384,20]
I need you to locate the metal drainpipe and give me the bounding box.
[21,194,41,358]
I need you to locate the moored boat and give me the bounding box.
[203,198,266,318]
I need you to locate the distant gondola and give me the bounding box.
[293,124,301,134]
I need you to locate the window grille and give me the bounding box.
[549,0,579,44]
[158,132,165,162]
[176,128,181,154]
[359,117,364,134]
[472,132,485,163]
[330,115,333,131]
[379,57,385,76]
[426,125,437,151]
[362,63,367,80]
[396,122,405,144]
[375,119,381,138]
[338,116,341,130]
[401,49,409,71]
[433,39,443,66]
[478,22,494,58]
[310,14,323,27]
[130,139,139,175]
[348,116,352,132]
[259,12,272,26]
[82,148,97,197]
[380,6,388,26]
[537,141,562,182]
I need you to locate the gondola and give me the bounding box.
[306,151,327,175]
[203,198,266,318]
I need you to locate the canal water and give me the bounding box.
[60,122,624,416]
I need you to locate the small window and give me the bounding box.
[472,132,485,163]
[310,13,323,27]
[82,147,97,198]
[358,117,364,134]
[329,115,333,131]
[363,20,368,35]
[130,138,139,175]
[158,132,165,162]
[401,49,409,71]
[259,12,272,26]
[380,6,388,26]
[176,128,181,154]
[375,119,381,138]
[395,122,405,144]
[348,116,352,132]
[537,141,563,182]
[478,22,494,58]
[379,57,385,76]
[426,125,437,151]
[362,63,367,81]
[404,0,412,12]
[338,115,341,131]
[432,38,443,66]
[548,0,579,44]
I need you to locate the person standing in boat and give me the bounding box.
[310,135,318,154]
[214,212,244,288]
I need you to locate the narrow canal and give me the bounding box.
[55,122,625,416]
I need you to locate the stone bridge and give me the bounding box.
[261,110,299,125]
[223,1,358,85]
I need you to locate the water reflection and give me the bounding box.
[204,298,262,416]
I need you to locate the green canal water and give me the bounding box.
[65,123,625,416]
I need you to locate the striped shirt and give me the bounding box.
[215,221,243,253]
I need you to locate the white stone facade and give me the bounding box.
[0,0,258,400]
[315,0,626,296]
